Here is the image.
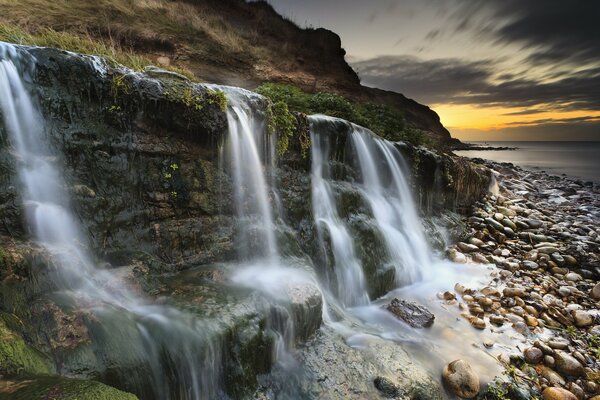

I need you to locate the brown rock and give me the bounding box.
[524,347,543,364]
[592,282,600,300]
[542,387,577,400]
[555,351,584,377]
[503,287,526,298]
[442,359,480,399]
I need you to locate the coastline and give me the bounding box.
[440,158,600,398]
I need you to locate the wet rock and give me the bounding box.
[373,376,401,398]
[448,248,467,263]
[457,242,478,253]
[469,317,486,330]
[385,298,434,328]
[542,387,577,400]
[442,359,480,399]
[524,347,543,364]
[538,365,565,385]
[555,351,584,377]
[522,260,540,270]
[485,217,504,231]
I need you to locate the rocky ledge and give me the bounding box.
[441,160,599,399]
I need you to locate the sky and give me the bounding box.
[266,0,600,141]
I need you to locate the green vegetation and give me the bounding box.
[0,23,194,78]
[0,376,139,400]
[164,84,227,113]
[257,83,426,145]
[266,101,297,156]
[0,319,52,377]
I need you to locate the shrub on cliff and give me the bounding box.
[256,83,422,145]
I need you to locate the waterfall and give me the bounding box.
[0,42,224,400]
[350,127,431,286]
[309,115,431,304]
[310,124,369,306]
[222,89,278,261]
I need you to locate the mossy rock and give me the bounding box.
[0,319,52,377]
[0,377,138,400]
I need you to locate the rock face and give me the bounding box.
[0,45,492,399]
[442,359,480,399]
[385,298,435,328]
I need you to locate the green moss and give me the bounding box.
[0,376,138,400]
[207,90,228,113]
[265,101,296,156]
[163,83,227,113]
[111,74,132,101]
[0,319,52,377]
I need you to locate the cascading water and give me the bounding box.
[310,127,369,307]
[350,127,431,286]
[308,115,431,303]
[0,42,224,400]
[222,88,278,262]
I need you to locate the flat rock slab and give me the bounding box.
[384,298,435,328]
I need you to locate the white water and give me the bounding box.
[0,42,223,400]
[223,89,278,261]
[350,126,431,286]
[311,128,369,307]
[309,115,432,300]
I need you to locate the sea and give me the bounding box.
[455,141,600,183]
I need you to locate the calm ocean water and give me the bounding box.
[455,141,600,183]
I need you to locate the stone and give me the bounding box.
[542,387,577,400]
[591,282,600,300]
[538,365,565,385]
[524,347,543,364]
[571,310,593,328]
[448,249,467,263]
[469,317,486,330]
[442,360,480,399]
[563,255,577,265]
[525,219,544,229]
[555,351,584,377]
[485,218,505,231]
[458,242,478,253]
[565,272,581,282]
[503,287,526,298]
[373,376,400,397]
[522,260,539,270]
[385,298,435,328]
[468,237,485,247]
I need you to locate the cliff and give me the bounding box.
[0,45,488,398]
[0,0,452,142]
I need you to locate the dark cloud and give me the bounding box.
[353,55,492,104]
[353,56,600,110]
[424,29,441,41]
[491,1,600,66]
[503,116,600,127]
